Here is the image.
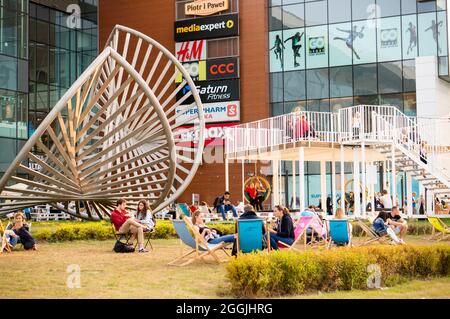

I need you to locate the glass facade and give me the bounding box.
[269,0,448,117]
[0,0,98,175]
[268,0,446,207]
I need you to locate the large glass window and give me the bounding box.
[328,0,351,24]
[284,70,306,101]
[306,68,329,99]
[352,20,376,64]
[269,31,285,73]
[402,0,417,15]
[282,4,304,29]
[283,28,306,71]
[352,0,375,21]
[330,66,352,97]
[377,17,402,62]
[418,12,439,57]
[0,55,17,91]
[329,22,353,66]
[270,72,284,103]
[306,25,328,69]
[377,0,400,17]
[354,64,377,95]
[402,14,418,59]
[403,59,416,92]
[378,61,403,94]
[305,1,327,26]
[270,6,283,31]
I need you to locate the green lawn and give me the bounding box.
[0,237,449,299]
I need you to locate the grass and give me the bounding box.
[0,235,449,299]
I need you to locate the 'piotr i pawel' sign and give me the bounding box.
[185,0,229,16]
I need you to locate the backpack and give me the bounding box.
[113,240,135,253]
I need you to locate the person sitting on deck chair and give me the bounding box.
[268,205,295,250]
[372,207,406,245]
[111,198,149,253]
[191,210,236,245]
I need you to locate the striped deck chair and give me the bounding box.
[278,216,314,251]
[427,217,450,241]
[168,216,230,267]
[356,219,390,245]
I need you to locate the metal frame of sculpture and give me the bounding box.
[0,25,205,220]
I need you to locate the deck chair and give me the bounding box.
[306,216,327,247]
[356,219,390,245]
[278,216,314,251]
[177,203,192,217]
[427,217,450,241]
[111,223,153,250]
[168,216,230,267]
[236,219,265,254]
[1,220,13,253]
[327,219,352,248]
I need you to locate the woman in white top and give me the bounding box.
[135,200,155,231]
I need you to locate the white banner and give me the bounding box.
[176,101,240,124]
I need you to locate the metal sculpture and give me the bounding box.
[0,25,205,220]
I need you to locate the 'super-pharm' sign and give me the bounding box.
[176,101,240,124]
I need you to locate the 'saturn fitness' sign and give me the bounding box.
[185,0,229,16]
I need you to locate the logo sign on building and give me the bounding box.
[176,40,207,62]
[308,36,326,55]
[185,0,229,17]
[206,57,239,80]
[380,28,399,48]
[176,61,207,83]
[176,101,240,124]
[177,79,240,104]
[176,122,239,147]
[174,13,239,42]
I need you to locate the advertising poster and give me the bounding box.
[283,27,306,71]
[418,12,438,57]
[351,20,376,64]
[329,22,353,67]
[402,14,418,60]
[377,17,402,62]
[176,101,240,124]
[174,13,239,41]
[269,31,284,73]
[306,25,328,69]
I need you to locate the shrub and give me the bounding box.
[226,244,450,298]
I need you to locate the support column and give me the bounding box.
[353,148,361,217]
[272,160,279,206]
[426,188,433,214]
[299,147,305,211]
[340,145,345,211]
[279,160,283,206]
[242,160,245,203]
[320,161,327,214]
[292,161,297,209]
[383,160,387,191]
[361,142,367,217]
[331,160,337,215]
[391,144,397,207]
[406,173,413,216]
[225,158,230,192]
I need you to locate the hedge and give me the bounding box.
[7,219,439,242]
[226,245,450,298]
[29,220,236,242]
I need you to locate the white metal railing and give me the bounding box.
[225,111,339,155]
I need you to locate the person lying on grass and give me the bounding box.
[191,210,236,244]
[111,198,149,253]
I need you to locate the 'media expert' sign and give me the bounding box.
[185,0,229,16]
[174,13,239,42]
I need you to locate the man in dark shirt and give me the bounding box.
[374,206,408,241]
[214,191,238,220]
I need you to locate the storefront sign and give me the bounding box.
[176,61,207,83]
[175,40,207,62]
[176,122,239,147]
[174,13,239,42]
[177,79,240,104]
[206,57,239,80]
[175,101,240,124]
[185,0,229,17]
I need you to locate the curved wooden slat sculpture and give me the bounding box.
[0,26,205,220]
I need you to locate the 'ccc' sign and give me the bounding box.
[206,57,239,80]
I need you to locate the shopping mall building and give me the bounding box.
[1,0,449,208]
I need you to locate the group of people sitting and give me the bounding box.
[2,211,37,252]
[110,199,155,253]
[189,204,296,253]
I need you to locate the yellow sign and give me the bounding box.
[185,0,229,17]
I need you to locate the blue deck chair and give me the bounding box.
[327,219,352,248]
[177,203,191,217]
[236,219,265,254]
[168,217,230,266]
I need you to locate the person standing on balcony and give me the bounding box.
[420,142,427,164]
[352,112,361,139]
